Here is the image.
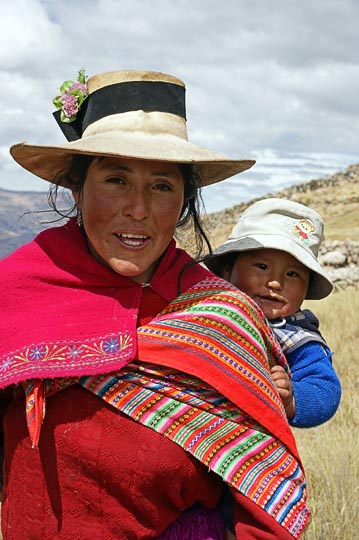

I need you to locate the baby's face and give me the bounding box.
[224,248,310,320]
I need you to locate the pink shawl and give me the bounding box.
[0,218,209,386]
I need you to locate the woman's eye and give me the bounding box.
[105,177,124,184]
[153,182,172,191]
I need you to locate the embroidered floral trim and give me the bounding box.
[0,332,133,381]
[53,68,88,123]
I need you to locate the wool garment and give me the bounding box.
[2,287,224,539]
[2,383,225,539]
[0,221,309,539]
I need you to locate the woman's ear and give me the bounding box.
[71,189,81,207]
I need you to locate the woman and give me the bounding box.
[0,69,310,539]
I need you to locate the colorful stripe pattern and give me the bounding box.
[136,279,291,431]
[81,279,311,538]
[81,364,309,538]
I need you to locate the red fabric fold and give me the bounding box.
[24,380,45,448]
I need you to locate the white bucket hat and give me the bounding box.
[211,198,333,299]
[10,70,255,188]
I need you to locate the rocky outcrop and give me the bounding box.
[319,240,359,291]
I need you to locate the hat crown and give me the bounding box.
[87,70,185,92]
[229,198,324,259]
[54,69,187,143]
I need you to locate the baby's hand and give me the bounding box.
[270,365,295,419]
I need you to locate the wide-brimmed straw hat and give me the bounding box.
[10,70,255,188]
[210,198,333,299]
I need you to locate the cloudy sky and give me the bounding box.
[1,0,359,213]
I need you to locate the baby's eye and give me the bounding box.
[254,262,268,270]
[287,270,299,278]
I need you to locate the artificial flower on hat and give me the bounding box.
[53,69,88,123]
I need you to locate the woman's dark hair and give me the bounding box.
[176,164,212,258]
[48,154,212,258]
[204,251,238,278]
[47,154,93,222]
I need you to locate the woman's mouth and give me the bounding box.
[114,233,150,248]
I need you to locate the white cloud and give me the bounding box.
[0,0,67,75]
[201,149,359,213]
[0,0,358,211]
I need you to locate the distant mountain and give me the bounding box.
[1,163,359,259]
[0,188,73,259]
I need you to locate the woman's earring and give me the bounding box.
[76,208,83,227]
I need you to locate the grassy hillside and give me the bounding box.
[324,208,359,241]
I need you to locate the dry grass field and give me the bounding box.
[297,287,359,540]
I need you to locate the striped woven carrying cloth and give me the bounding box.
[80,278,311,538]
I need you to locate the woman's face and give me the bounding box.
[73,157,185,283]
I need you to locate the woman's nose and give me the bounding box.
[123,190,150,220]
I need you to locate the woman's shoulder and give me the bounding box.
[187,275,261,308]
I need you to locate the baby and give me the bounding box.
[207,198,341,428]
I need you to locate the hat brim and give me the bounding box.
[212,235,333,300]
[10,133,255,188]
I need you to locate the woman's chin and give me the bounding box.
[108,260,152,283]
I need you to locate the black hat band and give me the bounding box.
[53,80,186,142]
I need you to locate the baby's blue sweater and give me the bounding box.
[272,310,341,428]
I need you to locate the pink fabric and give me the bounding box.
[0,218,210,387]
